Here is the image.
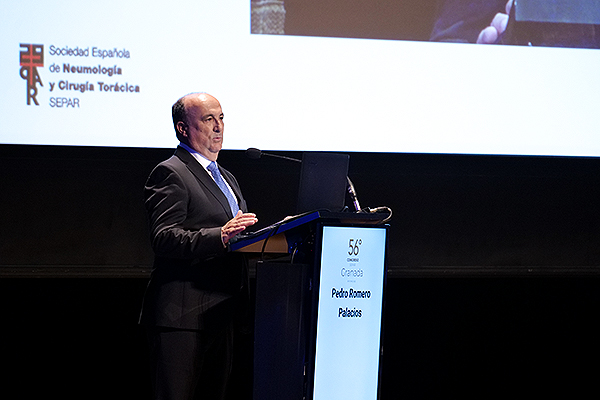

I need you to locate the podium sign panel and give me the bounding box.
[311,225,387,400]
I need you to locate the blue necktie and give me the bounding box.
[208,161,240,216]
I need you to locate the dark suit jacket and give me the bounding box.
[140,146,248,330]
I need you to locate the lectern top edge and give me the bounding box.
[230,211,386,252]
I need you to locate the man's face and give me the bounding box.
[181,94,224,161]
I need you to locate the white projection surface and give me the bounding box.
[1,0,600,156]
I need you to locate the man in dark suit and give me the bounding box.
[140,92,258,400]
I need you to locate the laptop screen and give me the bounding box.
[296,152,349,214]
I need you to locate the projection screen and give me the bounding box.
[1,0,599,157]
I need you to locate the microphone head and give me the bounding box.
[245,147,262,159]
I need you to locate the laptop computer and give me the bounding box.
[296,152,349,214]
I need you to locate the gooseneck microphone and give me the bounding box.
[245,147,301,163]
[346,177,361,211]
[245,148,363,212]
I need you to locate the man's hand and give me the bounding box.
[476,0,513,44]
[221,211,258,244]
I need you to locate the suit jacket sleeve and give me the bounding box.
[144,159,228,261]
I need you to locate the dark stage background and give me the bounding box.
[1,144,599,399]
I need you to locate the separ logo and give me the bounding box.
[19,44,44,105]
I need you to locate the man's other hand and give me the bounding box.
[221,211,258,244]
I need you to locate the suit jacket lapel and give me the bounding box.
[175,146,233,219]
[220,167,245,213]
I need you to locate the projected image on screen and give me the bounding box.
[251,0,600,49]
